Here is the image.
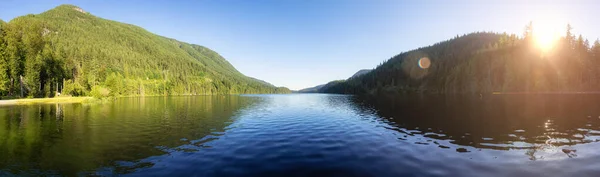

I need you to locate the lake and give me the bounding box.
[1,94,600,176]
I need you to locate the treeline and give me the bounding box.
[0,5,289,99]
[323,24,600,94]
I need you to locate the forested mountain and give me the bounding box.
[323,25,600,94]
[349,69,371,79]
[297,84,325,93]
[0,5,290,98]
[297,69,371,93]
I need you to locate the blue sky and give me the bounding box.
[1,0,599,90]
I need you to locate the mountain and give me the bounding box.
[349,69,371,79]
[297,69,371,93]
[316,80,346,93]
[322,29,600,94]
[0,5,290,98]
[297,84,325,93]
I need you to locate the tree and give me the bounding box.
[592,40,600,84]
[523,21,533,41]
[0,20,8,94]
[565,24,575,50]
[592,40,600,59]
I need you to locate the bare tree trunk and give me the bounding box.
[20,75,24,97]
[9,78,13,96]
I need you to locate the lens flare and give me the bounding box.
[418,57,431,69]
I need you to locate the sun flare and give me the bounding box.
[531,20,561,52]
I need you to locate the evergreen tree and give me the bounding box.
[0,20,9,94]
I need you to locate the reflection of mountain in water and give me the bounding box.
[352,94,600,152]
[0,96,262,176]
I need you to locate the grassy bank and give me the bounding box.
[0,97,96,106]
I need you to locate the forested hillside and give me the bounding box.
[0,5,290,98]
[323,25,600,94]
[298,69,371,93]
[349,69,371,79]
[297,84,324,93]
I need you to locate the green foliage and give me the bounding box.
[0,20,9,94]
[0,4,290,98]
[62,79,86,96]
[324,26,600,94]
[90,85,110,98]
[104,72,124,96]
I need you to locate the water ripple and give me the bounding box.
[3,94,600,176]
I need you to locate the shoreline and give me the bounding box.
[0,94,286,106]
[0,97,96,106]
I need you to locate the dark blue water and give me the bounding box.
[2,94,600,176]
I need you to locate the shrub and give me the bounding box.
[90,85,111,98]
[104,72,124,96]
[62,80,87,96]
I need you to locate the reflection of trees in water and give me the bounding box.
[0,104,68,175]
[0,96,262,176]
[55,104,63,120]
[351,94,600,156]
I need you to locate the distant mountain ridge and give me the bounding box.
[297,84,325,93]
[349,69,371,79]
[297,69,371,93]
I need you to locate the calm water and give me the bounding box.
[2,94,600,176]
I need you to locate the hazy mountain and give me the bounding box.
[349,69,371,79]
[298,69,371,93]
[297,84,325,93]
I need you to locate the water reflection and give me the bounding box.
[352,94,600,159]
[3,94,600,176]
[0,96,260,176]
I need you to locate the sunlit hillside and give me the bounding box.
[0,5,290,98]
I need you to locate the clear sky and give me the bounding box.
[1,0,599,90]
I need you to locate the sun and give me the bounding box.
[531,20,561,52]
